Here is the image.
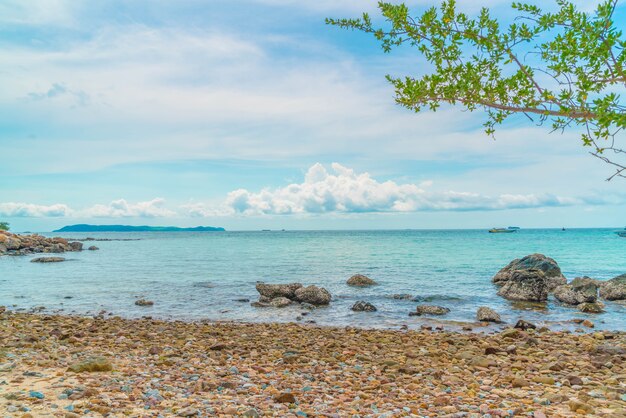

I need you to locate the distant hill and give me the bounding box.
[54,224,226,232]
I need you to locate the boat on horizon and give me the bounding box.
[489,228,517,233]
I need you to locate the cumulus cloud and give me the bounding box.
[83,198,176,218]
[0,202,72,217]
[220,163,580,215]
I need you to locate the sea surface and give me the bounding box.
[1,229,625,331]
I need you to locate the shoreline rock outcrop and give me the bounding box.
[493,254,566,291]
[0,231,83,256]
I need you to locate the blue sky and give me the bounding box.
[1,0,625,231]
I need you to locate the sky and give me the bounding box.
[1,0,625,232]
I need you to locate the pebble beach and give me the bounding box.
[1,311,625,417]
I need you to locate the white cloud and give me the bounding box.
[0,202,72,217]
[83,198,176,218]
[217,163,583,215]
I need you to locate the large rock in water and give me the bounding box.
[411,305,450,316]
[294,285,331,305]
[554,278,598,305]
[493,254,566,291]
[599,274,626,301]
[497,269,548,302]
[256,283,303,300]
[351,301,377,312]
[346,274,377,287]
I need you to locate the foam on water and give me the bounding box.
[1,229,625,330]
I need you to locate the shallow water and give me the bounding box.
[1,229,625,330]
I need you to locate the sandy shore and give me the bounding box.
[0,311,624,417]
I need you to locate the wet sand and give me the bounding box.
[0,311,624,417]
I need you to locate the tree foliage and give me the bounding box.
[0,222,9,231]
[327,0,626,180]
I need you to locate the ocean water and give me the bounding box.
[1,229,625,331]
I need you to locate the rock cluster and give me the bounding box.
[252,283,331,307]
[0,311,623,417]
[0,231,83,256]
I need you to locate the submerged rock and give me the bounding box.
[351,301,377,312]
[599,274,626,301]
[269,297,292,308]
[31,257,65,263]
[346,274,377,287]
[497,269,548,301]
[412,305,450,316]
[476,306,501,323]
[68,241,83,251]
[578,302,604,313]
[294,285,331,305]
[87,245,99,251]
[514,319,537,330]
[256,283,302,300]
[493,254,566,290]
[135,299,154,307]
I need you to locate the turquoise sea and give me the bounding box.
[1,229,625,331]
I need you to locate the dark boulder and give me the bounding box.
[554,280,598,305]
[497,269,548,302]
[493,254,566,291]
[351,301,377,312]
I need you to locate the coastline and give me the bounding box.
[1,311,624,417]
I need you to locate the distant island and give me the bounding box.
[54,224,225,232]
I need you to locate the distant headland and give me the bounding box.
[53,224,226,232]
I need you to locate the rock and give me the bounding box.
[578,302,604,313]
[493,254,566,290]
[514,319,536,330]
[67,356,113,373]
[294,285,331,305]
[274,392,296,404]
[87,246,99,251]
[346,274,377,287]
[256,282,302,300]
[497,269,548,301]
[598,273,626,300]
[582,319,594,328]
[68,241,83,251]
[554,280,598,305]
[31,257,66,263]
[351,301,377,312]
[414,305,450,316]
[135,299,154,307]
[512,377,529,388]
[268,297,292,308]
[476,306,501,322]
[177,407,199,417]
[500,328,520,339]
[391,294,413,300]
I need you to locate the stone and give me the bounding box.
[578,302,604,313]
[554,280,598,305]
[414,305,450,316]
[87,246,99,251]
[497,269,548,301]
[135,299,154,306]
[512,377,529,388]
[598,274,626,300]
[274,392,296,404]
[493,254,566,290]
[351,301,377,312]
[582,319,594,328]
[476,306,501,322]
[346,274,377,287]
[67,356,113,373]
[514,319,536,330]
[294,285,332,305]
[68,241,83,251]
[31,257,66,263]
[268,297,292,308]
[256,282,303,300]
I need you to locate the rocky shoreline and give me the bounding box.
[0,231,83,256]
[0,310,624,417]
